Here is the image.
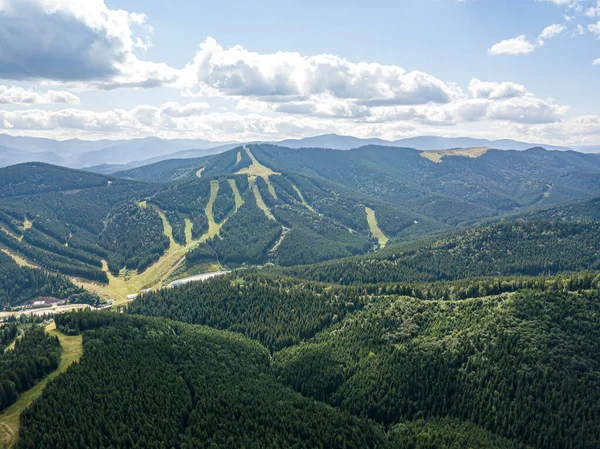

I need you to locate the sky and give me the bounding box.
[0,0,600,145]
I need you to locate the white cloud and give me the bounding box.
[538,0,583,7]
[537,23,567,45]
[585,1,600,16]
[180,38,460,106]
[490,22,568,56]
[468,79,528,99]
[0,86,80,104]
[489,35,537,55]
[593,57,600,64]
[0,0,177,88]
[589,20,600,36]
[519,114,600,145]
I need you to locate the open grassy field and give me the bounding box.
[1,249,37,268]
[365,207,389,248]
[249,178,275,221]
[184,218,194,244]
[195,167,205,178]
[206,180,221,234]
[420,147,489,163]
[235,148,279,199]
[291,184,315,212]
[0,322,83,449]
[227,178,244,211]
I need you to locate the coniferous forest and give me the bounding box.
[1,145,600,449]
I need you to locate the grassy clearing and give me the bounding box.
[1,249,37,268]
[420,147,489,163]
[195,167,205,178]
[22,220,32,231]
[268,226,289,255]
[365,207,389,248]
[0,322,83,449]
[205,180,221,236]
[250,178,275,221]
[155,208,181,248]
[165,261,222,284]
[235,148,279,199]
[227,179,244,212]
[236,151,242,165]
[184,218,194,244]
[291,184,315,212]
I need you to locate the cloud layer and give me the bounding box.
[0,86,80,105]
[180,38,459,106]
[0,0,177,88]
[0,0,598,145]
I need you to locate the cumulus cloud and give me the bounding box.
[0,86,80,104]
[589,20,600,36]
[0,0,177,87]
[537,23,567,45]
[585,1,600,16]
[594,57,600,64]
[488,35,537,55]
[468,79,528,99]
[490,22,568,56]
[179,38,460,106]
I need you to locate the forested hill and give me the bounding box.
[2,145,600,292]
[0,162,126,198]
[278,220,600,284]
[502,196,600,223]
[114,144,600,227]
[21,270,600,449]
[0,157,439,291]
[0,251,98,309]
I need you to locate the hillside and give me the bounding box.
[114,144,600,227]
[3,144,600,305]
[19,313,389,449]
[279,220,600,284]
[126,271,600,449]
[0,155,431,305]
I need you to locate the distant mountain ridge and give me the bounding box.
[273,133,573,152]
[0,132,587,170]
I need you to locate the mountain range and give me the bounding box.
[1,133,592,172]
[3,141,600,449]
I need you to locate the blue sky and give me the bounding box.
[0,0,599,144]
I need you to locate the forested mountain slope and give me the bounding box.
[3,146,600,304]
[20,313,388,449]
[0,156,433,298]
[125,271,600,449]
[276,285,600,449]
[279,219,600,284]
[0,251,97,309]
[115,144,600,227]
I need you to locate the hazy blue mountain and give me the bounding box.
[0,134,238,167]
[572,145,600,154]
[0,133,581,170]
[274,134,572,152]
[393,136,571,151]
[0,145,64,168]
[275,134,394,150]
